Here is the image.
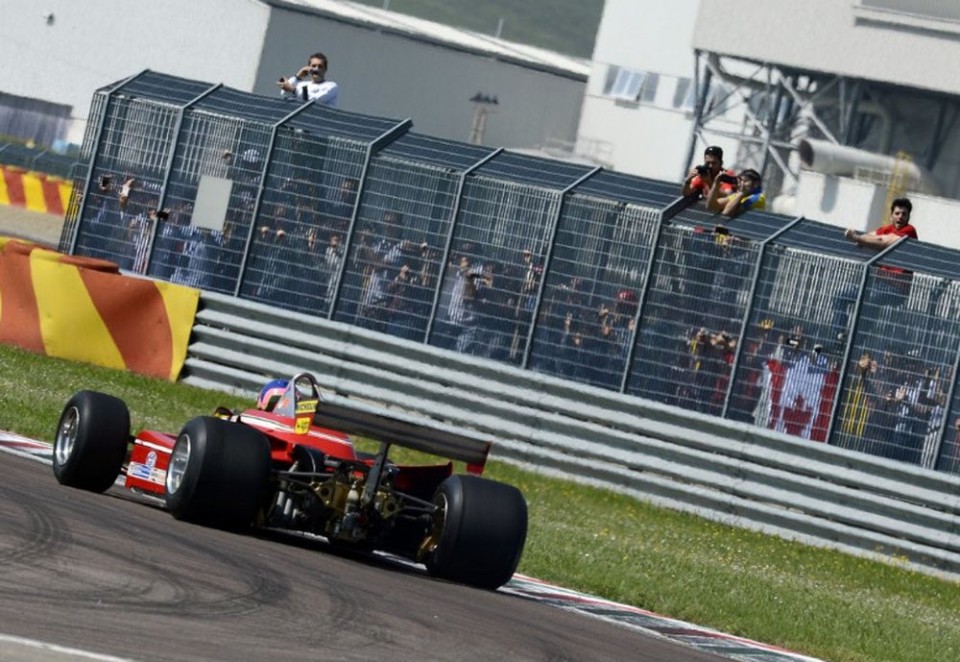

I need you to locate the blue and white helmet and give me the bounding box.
[257,379,288,412]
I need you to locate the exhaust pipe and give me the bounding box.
[797,138,939,195]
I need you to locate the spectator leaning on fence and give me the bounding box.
[832,197,918,340]
[707,168,766,218]
[843,197,917,249]
[278,52,339,106]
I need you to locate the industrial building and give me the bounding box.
[575,0,960,246]
[0,0,587,151]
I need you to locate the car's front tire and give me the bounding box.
[425,474,527,590]
[165,416,271,529]
[53,390,130,492]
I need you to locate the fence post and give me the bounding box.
[520,166,602,369]
[929,336,960,470]
[618,195,694,393]
[824,237,907,444]
[233,101,317,297]
[720,216,804,417]
[142,83,222,273]
[423,147,503,343]
[327,118,412,319]
[67,70,146,255]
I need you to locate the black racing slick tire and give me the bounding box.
[53,390,130,493]
[164,416,271,529]
[425,474,528,590]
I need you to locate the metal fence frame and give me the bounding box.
[61,70,960,477]
[184,292,960,581]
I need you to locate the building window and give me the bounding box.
[603,66,659,103]
[857,0,960,21]
[672,77,697,110]
[854,1,960,35]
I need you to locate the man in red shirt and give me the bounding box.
[833,198,917,340]
[844,198,918,247]
[681,145,737,200]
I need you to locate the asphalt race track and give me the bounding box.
[0,453,729,662]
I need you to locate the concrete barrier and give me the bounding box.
[182,291,960,579]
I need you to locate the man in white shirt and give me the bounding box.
[277,52,339,106]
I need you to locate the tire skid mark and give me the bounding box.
[2,434,820,661]
[0,484,70,567]
[53,525,291,618]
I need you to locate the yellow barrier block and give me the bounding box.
[21,172,47,213]
[58,182,73,213]
[156,281,201,381]
[31,256,126,370]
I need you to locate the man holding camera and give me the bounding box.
[681,145,737,199]
[706,168,766,218]
[278,52,339,106]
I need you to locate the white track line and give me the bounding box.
[0,633,135,661]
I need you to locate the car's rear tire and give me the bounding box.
[425,474,527,590]
[164,416,271,529]
[53,391,130,492]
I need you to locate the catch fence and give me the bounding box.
[61,70,960,475]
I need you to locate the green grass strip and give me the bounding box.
[2,344,958,662]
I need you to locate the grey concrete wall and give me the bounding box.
[693,0,960,95]
[1,0,271,143]
[257,6,586,149]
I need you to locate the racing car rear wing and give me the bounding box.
[313,395,492,470]
[275,372,492,469]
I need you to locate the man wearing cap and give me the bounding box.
[707,168,766,218]
[681,145,737,199]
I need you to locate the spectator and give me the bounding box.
[335,226,375,323]
[832,198,918,339]
[886,352,936,464]
[436,251,476,351]
[919,365,948,468]
[594,291,639,390]
[681,326,735,415]
[838,351,880,452]
[84,173,122,261]
[707,168,766,218]
[775,342,830,440]
[472,262,511,359]
[385,263,420,340]
[325,176,358,236]
[727,318,778,423]
[940,418,960,474]
[754,324,805,429]
[531,275,586,373]
[357,211,406,331]
[278,52,339,106]
[681,145,736,200]
[124,205,156,274]
[320,232,344,311]
[843,198,917,250]
[506,248,542,362]
[556,312,588,380]
[247,211,295,301]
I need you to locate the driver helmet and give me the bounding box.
[257,379,288,412]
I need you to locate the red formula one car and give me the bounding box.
[52,372,527,589]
